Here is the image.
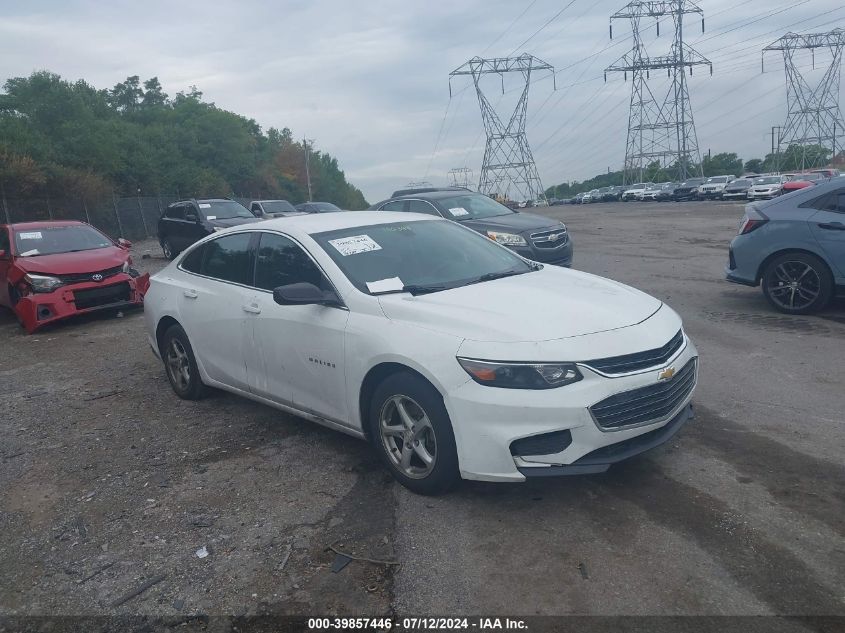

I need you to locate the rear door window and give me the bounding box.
[200,233,255,285]
[166,205,186,220]
[380,200,406,212]
[407,200,442,216]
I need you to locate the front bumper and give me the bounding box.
[518,403,693,476]
[722,191,748,199]
[747,190,779,200]
[445,335,699,482]
[14,273,150,334]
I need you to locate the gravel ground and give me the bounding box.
[1,201,843,624]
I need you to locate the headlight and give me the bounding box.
[24,273,63,293]
[486,231,527,246]
[457,357,583,389]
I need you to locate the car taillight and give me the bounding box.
[738,217,767,235]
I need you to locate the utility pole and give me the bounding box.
[447,167,474,189]
[605,0,712,184]
[763,29,845,170]
[303,137,314,202]
[449,54,555,203]
[771,126,782,172]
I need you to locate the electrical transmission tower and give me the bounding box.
[447,167,474,189]
[450,55,554,203]
[763,29,845,171]
[605,0,712,184]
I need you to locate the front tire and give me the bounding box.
[761,252,832,315]
[369,372,459,495]
[161,324,207,400]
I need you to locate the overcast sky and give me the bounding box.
[1,0,843,202]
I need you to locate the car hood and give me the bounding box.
[377,267,662,343]
[207,217,261,228]
[14,247,127,275]
[460,211,563,235]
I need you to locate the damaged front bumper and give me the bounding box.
[14,272,150,334]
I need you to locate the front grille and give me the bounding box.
[582,329,684,375]
[590,359,697,430]
[530,228,568,249]
[57,265,124,284]
[73,282,130,309]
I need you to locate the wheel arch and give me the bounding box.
[755,247,834,284]
[358,362,444,443]
[155,315,181,357]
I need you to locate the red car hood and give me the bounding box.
[14,247,128,275]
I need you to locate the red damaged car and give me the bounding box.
[0,221,150,333]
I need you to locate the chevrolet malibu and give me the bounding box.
[145,212,699,494]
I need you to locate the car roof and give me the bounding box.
[250,210,433,236]
[253,199,292,203]
[6,220,87,230]
[388,189,482,201]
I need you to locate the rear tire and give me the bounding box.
[761,252,832,315]
[161,324,207,400]
[369,372,459,495]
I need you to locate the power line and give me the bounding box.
[507,0,579,56]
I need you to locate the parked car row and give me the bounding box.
[559,169,841,205]
[158,198,343,260]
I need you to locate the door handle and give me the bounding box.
[183,289,198,299]
[818,222,845,231]
[242,303,261,314]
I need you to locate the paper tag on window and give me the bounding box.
[328,235,382,256]
[205,215,217,220]
[366,277,403,293]
[20,249,40,256]
[448,207,469,217]
[198,203,211,209]
[18,231,42,239]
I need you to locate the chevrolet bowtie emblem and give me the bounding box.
[658,366,676,381]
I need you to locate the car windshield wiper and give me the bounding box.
[465,268,532,286]
[402,284,450,296]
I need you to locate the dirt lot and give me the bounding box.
[1,201,843,623]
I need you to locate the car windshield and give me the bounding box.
[14,225,112,257]
[260,201,297,214]
[629,184,646,190]
[730,179,751,187]
[755,177,780,185]
[682,179,704,186]
[200,201,253,220]
[312,220,534,295]
[705,177,730,183]
[434,194,515,220]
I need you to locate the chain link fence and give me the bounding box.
[1,194,255,242]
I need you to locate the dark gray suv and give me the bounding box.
[371,189,573,266]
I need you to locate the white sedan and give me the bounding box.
[144,211,698,494]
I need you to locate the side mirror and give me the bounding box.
[117,238,132,249]
[185,213,199,223]
[273,282,339,307]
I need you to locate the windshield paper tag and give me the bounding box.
[448,207,469,217]
[329,235,382,256]
[205,215,217,220]
[198,203,211,209]
[366,277,403,293]
[18,231,42,239]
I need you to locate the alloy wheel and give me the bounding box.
[379,395,437,479]
[166,338,191,392]
[766,260,821,311]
